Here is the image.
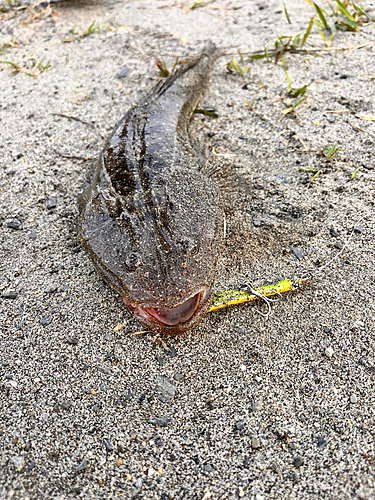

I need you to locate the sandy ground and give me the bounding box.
[0,0,375,498]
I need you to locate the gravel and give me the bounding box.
[0,0,374,499]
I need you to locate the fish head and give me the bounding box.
[79,169,223,335]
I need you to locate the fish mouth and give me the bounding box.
[128,288,209,330]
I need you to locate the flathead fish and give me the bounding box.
[79,43,225,335]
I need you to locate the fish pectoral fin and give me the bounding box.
[204,159,252,215]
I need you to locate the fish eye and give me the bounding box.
[190,245,198,255]
[180,239,198,255]
[125,253,141,271]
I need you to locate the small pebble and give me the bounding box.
[104,334,112,341]
[155,416,169,427]
[104,439,113,452]
[325,346,334,358]
[134,478,143,489]
[156,355,166,365]
[291,247,305,260]
[353,225,363,234]
[293,456,304,468]
[11,457,25,471]
[318,436,327,447]
[173,373,183,381]
[334,242,343,250]
[238,135,246,140]
[29,230,37,239]
[40,315,52,326]
[46,197,57,209]
[164,346,176,358]
[156,375,176,403]
[330,228,339,237]
[350,394,358,404]
[251,438,261,449]
[118,66,131,78]
[207,131,215,137]
[7,219,22,230]
[236,418,247,430]
[66,337,78,345]
[203,464,213,472]
[60,400,72,411]
[290,471,300,482]
[76,458,89,471]
[327,115,335,123]
[251,401,262,412]
[2,291,17,299]
[92,405,100,413]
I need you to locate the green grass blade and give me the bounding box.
[283,0,291,23]
[335,0,355,21]
[301,16,315,48]
[314,3,329,29]
[292,96,307,108]
[282,57,292,92]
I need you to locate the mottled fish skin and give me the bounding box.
[78,43,224,335]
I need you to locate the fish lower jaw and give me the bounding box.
[126,288,209,333]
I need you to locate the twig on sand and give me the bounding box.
[54,149,93,161]
[53,112,105,139]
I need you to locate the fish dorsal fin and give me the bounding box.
[204,158,252,215]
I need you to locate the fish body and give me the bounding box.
[79,43,224,334]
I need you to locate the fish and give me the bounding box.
[78,42,229,335]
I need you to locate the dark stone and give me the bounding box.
[317,436,327,447]
[293,456,304,468]
[155,416,170,427]
[242,84,249,90]
[60,400,73,411]
[164,346,176,358]
[7,219,22,230]
[2,291,17,299]
[66,338,79,345]
[27,461,35,471]
[203,464,213,472]
[330,228,339,237]
[238,135,246,140]
[105,352,114,359]
[334,242,343,250]
[29,231,37,239]
[291,247,305,260]
[353,226,363,234]
[207,131,215,137]
[117,66,131,78]
[290,471,300,482]
[139,394,145,404]
[156,441,164,447]
[323,327,331,333]
[46,197,57,209]
[40,315,52,326]
[236,418,247,430]
[103,439,113,452]
[92,405,100,414]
